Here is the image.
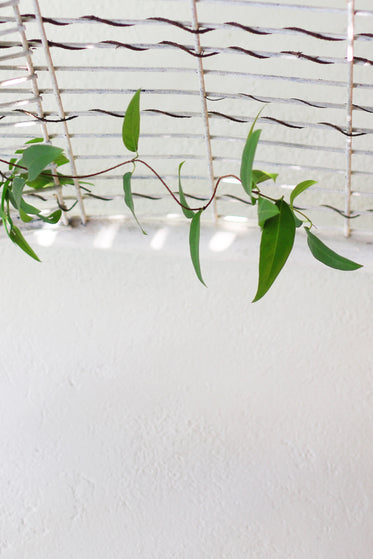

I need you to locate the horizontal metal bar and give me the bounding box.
[0,25,24,37]
[0,86,359,111]
[23,65,370,90]
[2,40,355,65]
[0,0,19,7]
[0,95,40,109]
[0,49,30,62]
[1,108,372,137]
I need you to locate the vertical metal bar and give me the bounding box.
[12,1,69,225]
[190,0,218,220]
[31,0,87,225]
[345,0,355,237]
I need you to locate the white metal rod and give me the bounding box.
[11,2,69,225]
[190,0,217,220]
[345,0,355,237]
[31,0,87,225]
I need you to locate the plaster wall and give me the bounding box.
[0,222,372,558]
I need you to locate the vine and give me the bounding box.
[0,90,362,302]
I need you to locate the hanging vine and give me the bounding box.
[0,90,362,302]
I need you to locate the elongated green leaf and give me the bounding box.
[253,199,296,302]
[20,199,41,216]
[189,209,206,287]
[248,108,264,136]
[9,225,40,261]
[122,89,141,153]
[306,229,362,270]
[39,209,62,224]
[258,197,280,228]
[26,170,74,189]
[18,144,64,182]
[12,176,26,209]
[178,162,194,219]
[25,137,44,144]
[252,170,278,187]
[19,208,33,223]
[290,180,317,208]
[292,211,303,228]
[122,171,147,234]
[240,129,261,202]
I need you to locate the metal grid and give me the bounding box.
[0,0,372,236]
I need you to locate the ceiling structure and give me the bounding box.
[1,0,372,237]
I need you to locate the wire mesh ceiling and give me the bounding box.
[0,0,372,236]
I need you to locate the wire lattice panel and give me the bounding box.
[0,0,372,236]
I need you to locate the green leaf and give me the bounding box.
[189,209,206,287]
[248,108,264,136]
[290,180,317,209]
[252,170,278,187]
[178,162,195,219]
[20,199,41,216]
[240,129,261,202]
[122,171,146,234]
[292,211,303,228]
[26,170,74,189]
[122,89,141,153]
[19,208,33,223]
[9,225,40,261]
[39,209,62,224]
[306,229,362,271]
[12,176,26,209]
[253,199,296,302]
[258,197,280,228]
[25,137,44,144]
[53,153,69,167]
[18,144,64,182]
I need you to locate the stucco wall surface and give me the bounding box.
[0,222,372,559]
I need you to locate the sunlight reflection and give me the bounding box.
[93,223,119,249]
[150,227,169,251]
[33,229,57,247]
[209,231,236,252]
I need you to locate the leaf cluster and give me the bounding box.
[0,89,363,301]
[0,139,67,260]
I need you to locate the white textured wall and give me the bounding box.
[0,222,372,558]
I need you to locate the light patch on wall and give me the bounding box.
[33,228,58,247]
[223,216,249,224]
[93,223,120,249]
[150,227,169,251]
[222,177,240,185]
[209,231,236,253]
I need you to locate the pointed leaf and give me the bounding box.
[292,211,303,228]
[20,199,41,216]
[18,144,64,182]
[252,170,278,187]
[25,137,44,144]
[306,229,362,270]
[39,209,62,224]
[122,171,147,234]
[258,197,280,228]
[9,225,40,261]
[248,107,264,136]
[122,89,141,153]
[290,180,317,208]
[189,209,206,286]
[27,170,74,189]
[178,162,194,219]
[240,129,261,202]
[12,176,26,209]
[253,199,296,302]
[19,208,33,223]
